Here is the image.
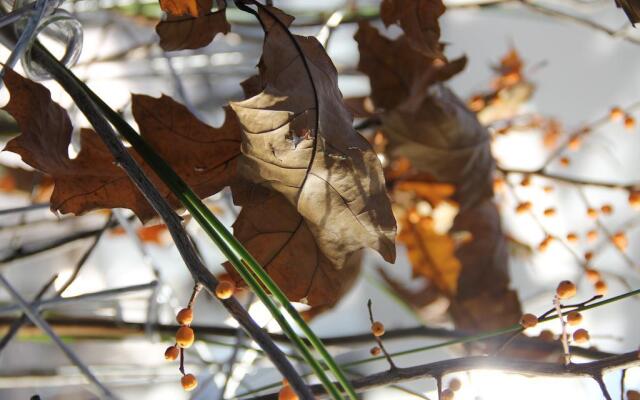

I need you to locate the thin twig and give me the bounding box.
[367,299,397,369]
[0,273,117,399]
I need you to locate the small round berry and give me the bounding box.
[584,251,594,261]
[566,311,583,326]
[448,378,462,392]
[215,280,235,300]
[176,308,193,325]
[543,208,556,217]
[566,233,578,243]
[613,232,628,251]
[493,177,505,192]
[586,230,598,243]
[164,345,179,361]
[371,321,385,337]
[520,175,531,187]
[573,328,590,344]
[278,385,299,400]
[601,204,613,215]
[539,329,555,341]
[516,202,532,214]
[625,115,636,131]
[370,346,381,356]
[176,326,195,348]
[585,268,601,283]
[181,374,198,391]
[610,107,624,121]
[538,236,553,252]
[627,390,640,400]
[587,208,598,219]
[559,157,570,167]
[441,388,454,400]
[629,191,640,209]
[556,280,577,300]
[594,280,608,295]
[568,136,581,150]
[520,313,538,329]
[543,185,554,193]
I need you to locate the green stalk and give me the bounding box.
[237,287,640,398]
[47,56,354,399]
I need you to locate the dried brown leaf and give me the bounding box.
[2,69,240,221]
[355,22,466,111]
[156,7,229,51]
[380,0,445,58]
[224,183,361,313]
[230,7,396,269]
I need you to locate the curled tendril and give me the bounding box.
[9,0,83,80]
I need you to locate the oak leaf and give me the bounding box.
[2,69,240,221]
[223,183,361,313]
[380,0,446,58]
[156,0,230,51]
[229,7,396,269]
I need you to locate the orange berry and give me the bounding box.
[566,311,582,326]
[613,232,628,251]
[601,204,613,215]
[559,156,570,167]
[629,191,640,209]
[441,388,454,400]
[370,346,381,356]
[627,390,640,400]
[543,185,554,193]
[587,230,598,242]
[371,321,385,337]
[543,208,556,217]
[448,378,462,392]
[538,236,553,252]
[516,201,532,214]
[176,326,195,348]
[176,308,193,325]
[585,268,601,283]
[539,329,555,341]
[181,374,198,391]
[584,251,594,261]
[572,328,590,344]
[520,175,531,187]
[568,136,581,150]
[610,107,624,121]
[520,313,538,329]
[594,280,608,295]
[566,233,578,243]
[587,208,598,219]
[625,115,636,131]
[215,280,235,300]
[493,177,505,193]
[556,280,577,299]
[278,385,299,400]
[164,345,179,361]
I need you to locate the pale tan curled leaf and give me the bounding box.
[380,0,446,58]
[223,182,361,314]
[355,22,466,111]
[230,6,396,269]
[2,69,240,221]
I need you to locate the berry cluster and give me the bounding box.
[440,377,462,400]
[165,306,198,391]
